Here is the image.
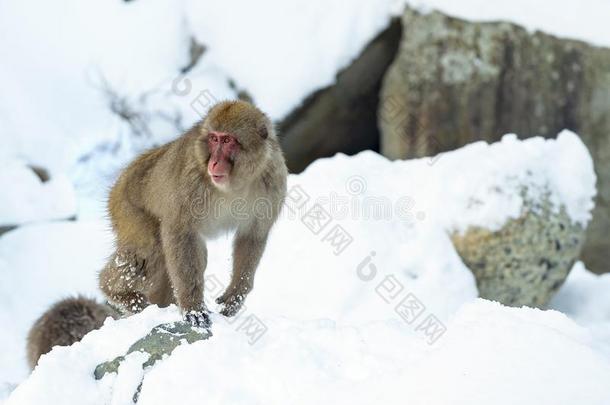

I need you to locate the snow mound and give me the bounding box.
[397,300,610,405]
[6,300,610,405]
[0,159,77,226]
[430,130,596,232]
[242,131,593,323]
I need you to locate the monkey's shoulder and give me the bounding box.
[108,143,172,214]
[260,149,288,195]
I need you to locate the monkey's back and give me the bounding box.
[107,144,170,250]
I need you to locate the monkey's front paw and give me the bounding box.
[216,293,245,317]
[184,308,212,328]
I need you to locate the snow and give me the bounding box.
[412,0,610,48]
[550,262,610,356]
[0,159,77,226]
[1,0,610,403]
[6,301,610,405]
[428,130,596,232]
[185,0,401,119]
[0,221,113,384]
[2,0,608,189]
[552,262,610,324]
[0,0,190,172]
[395,301,610,405]
[2,132,609,404]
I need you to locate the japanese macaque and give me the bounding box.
[98,100,287,327]
[26,297,117,369]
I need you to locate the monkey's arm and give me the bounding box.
[217,221,271,316]
[160,225,210,327]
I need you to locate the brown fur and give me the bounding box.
[26,297,117,369]
[99,100,287,325]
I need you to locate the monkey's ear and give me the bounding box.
[257,124,268,139]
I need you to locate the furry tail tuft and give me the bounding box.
[26,296,118,369]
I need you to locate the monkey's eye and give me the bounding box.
[209,134,218,143]
[223,137,231,144]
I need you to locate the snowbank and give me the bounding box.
[429,130,596,232]
[1,132,607,403]
[6,300,610,405]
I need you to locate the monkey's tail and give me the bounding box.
[26,296,118,370]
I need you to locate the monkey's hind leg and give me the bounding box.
[99,251,149,315]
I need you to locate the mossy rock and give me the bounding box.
[451,198,584,307]
[94,321,211,380]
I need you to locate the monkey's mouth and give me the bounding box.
[211,174,228,184]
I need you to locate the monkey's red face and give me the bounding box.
[207,131,240,186]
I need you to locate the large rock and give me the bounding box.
[379,8,610,273]
[278,19,402,173]
[451,197,585,307]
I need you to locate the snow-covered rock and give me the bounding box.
[446,131,595,307]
